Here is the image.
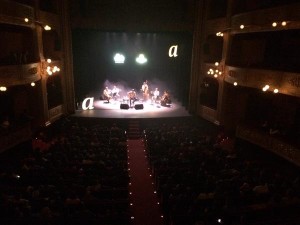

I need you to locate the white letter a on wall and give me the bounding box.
[169,45,178,57]
[82,97,94,110]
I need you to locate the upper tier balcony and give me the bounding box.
[231,2,300,34]
[0,0,34,28]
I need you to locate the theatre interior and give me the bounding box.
[0,0,300,225]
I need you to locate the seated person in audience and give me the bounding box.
[1,116,10,128]
[269,123,280,136]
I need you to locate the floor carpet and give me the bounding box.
[127,138,164,225]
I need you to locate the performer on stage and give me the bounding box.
[152,87,160,103]
[141,81,149,101]
[103,86,112,103]
[127,89,137,107]
[161,90,171,106]
[111,85,120,100]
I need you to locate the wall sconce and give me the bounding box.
[44,25,52,31]
[262,84,279,93]
[216,32,224,37]
[207,62,223,78]
[45,58,60,76]
[272,21,288,28]
[0,86,7,91]
[237,20,292,31]
[35,21,52,31]
[262,84,270,91]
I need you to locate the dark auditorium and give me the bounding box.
[0,1,300,225]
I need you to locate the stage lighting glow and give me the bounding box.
[136,54,147,64]
[114,53,125,64]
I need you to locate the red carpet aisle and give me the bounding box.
[127,120,164,225]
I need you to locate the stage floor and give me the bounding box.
[74,99,191,119]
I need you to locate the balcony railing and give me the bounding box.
[0,0,34,27]
[224,66,300,98]
[236,124,300,167]
[0,63,41,87]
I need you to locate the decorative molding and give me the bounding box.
[225,66,300,97]
[0,63,41,86]
[198,105,218,124]
[28,66,38,75]
[288,76,300,88]
[48,105,63,121]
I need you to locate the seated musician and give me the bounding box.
[103,87,111,103]
[160,90,171,106]
[127,89,137,107]
[111,85,120,100]
[152,88,160,103]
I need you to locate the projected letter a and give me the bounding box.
[169,45,178,57]
[82,97,94,110]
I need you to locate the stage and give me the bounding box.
[74,98,191,119]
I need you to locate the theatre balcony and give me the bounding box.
[0,0,35,28]
[0,63,41,87]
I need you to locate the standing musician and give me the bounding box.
[127,89,137,107]
[103,87,112,103]
[141,81,149,101]
[152,87,160,103]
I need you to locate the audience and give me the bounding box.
[141,117,300,225]
[0,116,299,225]
[0,117,130,225]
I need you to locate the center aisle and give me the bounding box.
[127,138,164,225]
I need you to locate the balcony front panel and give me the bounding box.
[198,105,218,124]
[48,104,63,121]
[0,0,34,27]
[231,3,300,34]
[225,66,300,97]
[236,124,300,167]
[0,62,41,86]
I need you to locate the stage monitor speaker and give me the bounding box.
[120,103,129,110]
[134,104,144,110]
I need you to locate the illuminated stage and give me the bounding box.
[74,98,191,119]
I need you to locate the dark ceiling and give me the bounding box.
[70,0,196,32]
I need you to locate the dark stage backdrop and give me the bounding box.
[72,30,192,107]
